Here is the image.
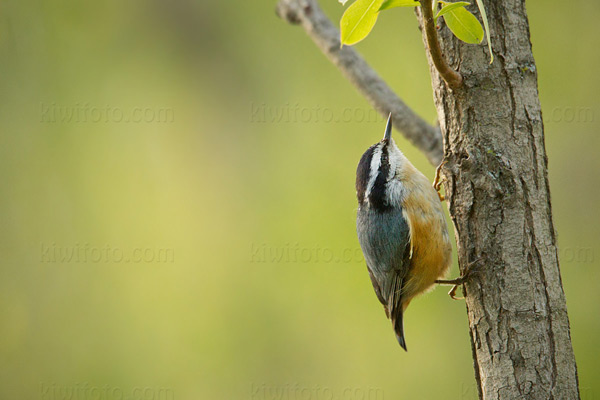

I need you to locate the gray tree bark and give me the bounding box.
[416,1,580,398]
[276,0,580,398]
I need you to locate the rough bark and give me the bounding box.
[416,1,579,398]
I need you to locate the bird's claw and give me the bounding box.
[448,285,463,300]
[435,258,484,300]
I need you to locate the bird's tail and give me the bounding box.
[389,276,407,351]
[393,312,407,351]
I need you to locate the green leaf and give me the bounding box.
[474,0,493,63]
[340,0,385,46]
[379,0,420,11]
[442,4,483,44]
[435,2,470,23]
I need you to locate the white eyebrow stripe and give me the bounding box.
[364,144,382,200]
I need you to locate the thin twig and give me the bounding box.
[418,0,462,89]
[276,0,443,166]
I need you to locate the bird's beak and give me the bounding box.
[383,113,392,141]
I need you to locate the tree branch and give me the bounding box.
[276,0,443,166]
[418,0,462,89]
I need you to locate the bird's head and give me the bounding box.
[355,113,407,211]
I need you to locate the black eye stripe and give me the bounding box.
[356,145,377,204]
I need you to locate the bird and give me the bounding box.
[355,113,452,351]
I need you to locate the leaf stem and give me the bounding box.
[419,0,462,89]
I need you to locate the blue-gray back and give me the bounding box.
[357,207,411,306]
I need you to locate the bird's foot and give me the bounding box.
[433,163,447,202]
[435,258,484,300]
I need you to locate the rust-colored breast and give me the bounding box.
[399,165,452,307]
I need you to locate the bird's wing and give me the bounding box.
[358,207,412,349]
[366,266,389,316]
[358,208,411,313]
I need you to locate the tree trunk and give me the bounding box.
[416,1,579,399]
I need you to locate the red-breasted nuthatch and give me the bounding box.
[356,114,452,350]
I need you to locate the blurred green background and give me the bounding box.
[0,1,598,399]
